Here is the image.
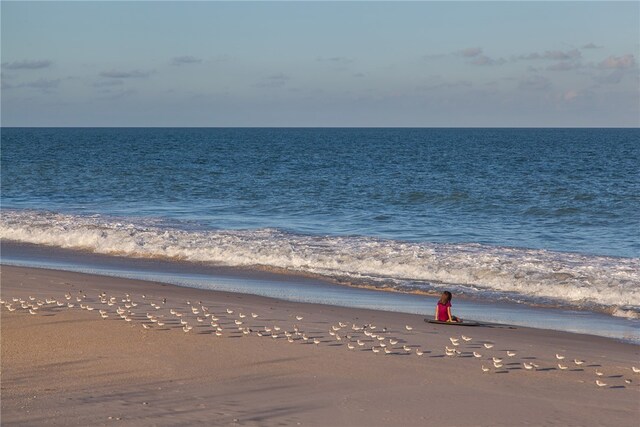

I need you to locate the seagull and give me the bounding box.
[555,354,565,360]
[384,347,392,355]
[523,363,534,370]
[313,338,320,345]
[379,342,387,348]
[507,351,517,357]
[251,313,259,318]
[339,322,347,328]
[157,321,165,326]
[483,343,494,349]
[405,325,413,331]
[632,366,640,373]
[234,320,243,325]
[461,335,472,342]
[493,362,503,369]
[573,359,584,365]
[445,349,456,357]
[492,357,503,363]
[357,340,365,346]
[595,369,604,376]
[29,309,37,315]
[347,343,355,350]
[101,313,108,319]
[226,309,234,314]
[295,315,303,321]
[372,347,380,353]
[595,380,607,387]
[215,330,223,337]
[481,365,490,373]
[142,324,150,329]
[416,349,424,356]
[449,337,459,344]
[238,313,246,318]
[473,352,482,358]
[403,346,412,353]
[558,364,568,370]
[389,339,398,345]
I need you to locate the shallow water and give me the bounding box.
[3,242,639,344]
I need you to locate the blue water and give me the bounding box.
[1,127,639,318]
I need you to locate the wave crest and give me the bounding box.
[1,210,639,314]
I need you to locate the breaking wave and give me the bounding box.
[1,209,638,318]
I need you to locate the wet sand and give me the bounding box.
[1,265,639,426]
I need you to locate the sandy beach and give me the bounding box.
[1,265,638,426]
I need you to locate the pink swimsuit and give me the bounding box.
[437,301,451,321]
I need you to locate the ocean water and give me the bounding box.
[1,127,639,320]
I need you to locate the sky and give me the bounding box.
[1,1,638,127]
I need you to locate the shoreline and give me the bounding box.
[2,241,639,344]
[2,265,639,426]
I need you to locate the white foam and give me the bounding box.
[1,210,639,315]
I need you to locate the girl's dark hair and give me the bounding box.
[438,291,452,305]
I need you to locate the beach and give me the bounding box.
[2,265,638,426]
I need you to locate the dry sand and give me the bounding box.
[1,265,639,426]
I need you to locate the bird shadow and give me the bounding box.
[521,356,537,360]
[609,385,626,389]
[537,368,556,372]
[607,375,623,378]
[587,364,601,367]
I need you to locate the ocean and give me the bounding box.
[1,127,639,334]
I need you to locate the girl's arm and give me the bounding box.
[435,306,438,320]
[447,306,453,322]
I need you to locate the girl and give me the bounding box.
[435,291,462,322]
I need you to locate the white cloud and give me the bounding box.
[458,47,483,58]
[598,54,635,69]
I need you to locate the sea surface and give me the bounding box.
[1,127,639,326]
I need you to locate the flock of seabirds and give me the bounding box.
[2,289,638,390]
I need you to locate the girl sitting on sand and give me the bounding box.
[436,291,462,322]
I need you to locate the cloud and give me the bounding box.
[353,72,365,78]
[1,59,52,70]
[470,55,506,66]
[170,55,203,66]
[92,79,124,88]
[458,47,483,58]
[100,70,152,78]
[253,73,290,88]
[594,69,627,84]
[598,54,635,69]
[582,43,603,49]
[317,56,354,65]
[23,78,60,90]
[518,75,552,91]
[517,49,581,61]
[546,61,582,71]
[562,90,579,102]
